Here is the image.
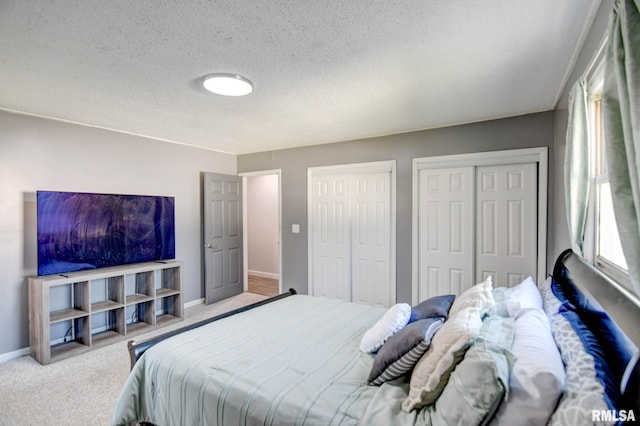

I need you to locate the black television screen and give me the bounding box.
[37,191,175,276]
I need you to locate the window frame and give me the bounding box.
[583,55,633,291]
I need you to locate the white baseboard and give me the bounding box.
[0,347,30,364]
[184,298,204,309]
[248,270,280,281]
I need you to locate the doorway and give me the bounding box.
[241,170,282,297]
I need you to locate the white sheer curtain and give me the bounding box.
[602,0,640,294]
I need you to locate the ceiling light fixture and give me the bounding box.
[202,73,253,96]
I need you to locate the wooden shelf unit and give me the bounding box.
[29,260,183,365]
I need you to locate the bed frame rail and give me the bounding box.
[127,289,297,369]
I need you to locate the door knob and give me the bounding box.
[204,243,218,249]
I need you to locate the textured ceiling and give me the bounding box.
[0,0,600,155]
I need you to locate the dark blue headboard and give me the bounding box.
[553,249,640,413]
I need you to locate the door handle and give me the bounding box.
[204,244,218,249]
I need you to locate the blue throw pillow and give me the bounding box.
[368,317,444,385]
[552,277,635,386]
[559,309,620,410]
[550,278,576,310]
[409,294,455,323]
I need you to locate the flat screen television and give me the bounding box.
[37,191,175,276]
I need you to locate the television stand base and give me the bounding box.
[28,260,183,365]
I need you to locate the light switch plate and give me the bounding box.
[292,224,300,233]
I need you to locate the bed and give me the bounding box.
[112,250,640,425]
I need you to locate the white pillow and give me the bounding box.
[448,276,495,317]
[402,306,483,412]
[506,276,543,318]
[490,309,565,426]
[359,303,412,353]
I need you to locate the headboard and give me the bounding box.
[552,249,640,413]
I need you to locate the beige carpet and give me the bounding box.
[0,292,267,426]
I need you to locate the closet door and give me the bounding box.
[413,149,546,304]
[476,163,537,287]
[310,174,351,302]
[417,167,474,300]
[351,172,392,307]
[309,162,395,307]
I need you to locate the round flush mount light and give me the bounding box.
[202,73,253,96]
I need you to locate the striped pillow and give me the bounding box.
[367,317,444,385]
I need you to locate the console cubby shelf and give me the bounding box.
[29,260,183,365]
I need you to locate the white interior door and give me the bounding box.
[417,167,474,301]
[476,163,537,287]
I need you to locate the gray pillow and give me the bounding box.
[410,294,455,323]
[368,317,444,385]
[428,315,515,425]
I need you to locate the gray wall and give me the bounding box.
[238,0,617,305]
[238,112,555,302]
[0,110,236,356]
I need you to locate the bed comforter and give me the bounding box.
[106,249,640,425]
[112,295,440,426]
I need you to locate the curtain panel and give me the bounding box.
[565,79,591,258]
[603,0,640,294]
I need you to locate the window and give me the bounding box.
[585,60,631,289]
